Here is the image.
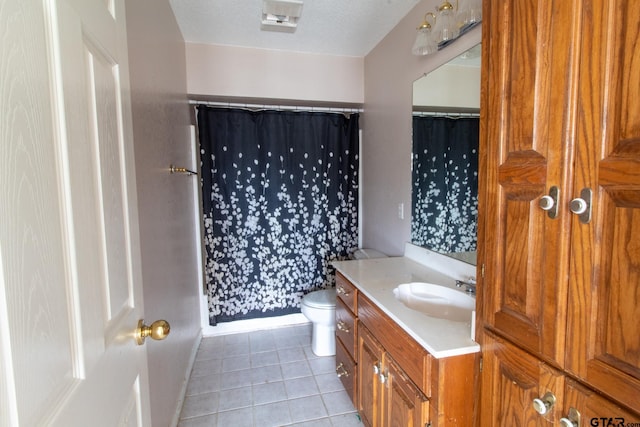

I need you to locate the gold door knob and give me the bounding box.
[136,319,170,345]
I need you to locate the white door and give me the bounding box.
[0,0,153,425]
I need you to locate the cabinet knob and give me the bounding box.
[532,392,556,415]
[569,188,592,224]
[337,285,351,297]
[569,198,587,214]
[336,363,349,378]
[373,363,380,375]
[539,195,555,211]
[379,372,388,384]
[539,186,559,219]
[559,407,581,427]
[337,321,350,333]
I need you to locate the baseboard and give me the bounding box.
[170,329,203,427]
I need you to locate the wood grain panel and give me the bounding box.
[481,331,565,426]
[358,325,383,427]
[482,0,579,366]
[336,338,357,407]
[384,357,429,427]
[564,379,640,424]
[566,0,640,413]
[336,297,357,359]
[358,294,431,397]
[336,272,357,313]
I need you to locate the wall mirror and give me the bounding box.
[411,44,481,265]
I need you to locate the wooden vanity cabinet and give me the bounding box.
[357,291,475,427]
[335,272,358,405]
[479,0,640,423]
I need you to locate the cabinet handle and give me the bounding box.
[539,186,559,219]
[532,392,556,415]
[559,408,581,427]
[337,285,351,297]
[570,188,592,224]
[337,321,350,333]
[379,371,388,384]
[373,363,380,375]
[336,363,349,378]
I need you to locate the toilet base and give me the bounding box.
[311,323,335,357]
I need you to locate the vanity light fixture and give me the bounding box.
[412,13,437,56]
[261,0,304,33]
[411,0,482,56]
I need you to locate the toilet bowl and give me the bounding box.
[301,289,336,356]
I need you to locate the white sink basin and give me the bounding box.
[392,282,475,322]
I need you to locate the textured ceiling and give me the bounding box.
[168,0,421,57]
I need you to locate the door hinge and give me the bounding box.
[481,263,485,278]
[479,356,483,372]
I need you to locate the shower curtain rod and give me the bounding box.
[190,99,363,114]
[412,110,480,118]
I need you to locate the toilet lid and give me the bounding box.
[303,289,336,308]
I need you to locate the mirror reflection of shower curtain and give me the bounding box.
[411,116,479,253]
[197,106,359,325]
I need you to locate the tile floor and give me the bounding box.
[178,323,363,427]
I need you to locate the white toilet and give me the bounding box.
[302,249,388,357]
[301,289,336,356]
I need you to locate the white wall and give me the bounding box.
[185,43,364,104]
[362,0,481,256]
[413,63,481,109]
[125,1,202,425]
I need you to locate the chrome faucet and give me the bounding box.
[456,278,477,296]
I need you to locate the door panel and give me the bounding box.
[0,1,76,425]
[482,0,580,365]
[566,0,640,412]
[563,379,640,425]
[481,332,565,426]
[384,358,428,427]
[0,0,151,425]
[358,325,384,427]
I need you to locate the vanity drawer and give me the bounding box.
[335,336,357,406]
[336,298,357,359]
[335,272,357,313]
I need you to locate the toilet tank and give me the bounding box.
[353,248,387,260]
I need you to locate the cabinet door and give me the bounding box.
[383,357,429,427]
[563,379,640,426]
[565,0,640,413]
[481,0,579,365]
[481,332,565,426]
[359,325,385,427]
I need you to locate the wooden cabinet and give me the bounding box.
[479,0,640,423]
[358,325,429,427]
[335,272,477,426]
[360,292,475,426]
[335,272,358,405]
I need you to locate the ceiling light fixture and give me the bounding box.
[261,0,304,33]
[411,0,481,56]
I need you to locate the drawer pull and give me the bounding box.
[532,392,556,415]
[379,371,388,384]
[337,321,350,333]
[337,285,351,297]
[336,363,349,378]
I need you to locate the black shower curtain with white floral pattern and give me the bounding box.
[411,116,479,253]
[197,106,359,325]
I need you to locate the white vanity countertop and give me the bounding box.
[332,256,481,359]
